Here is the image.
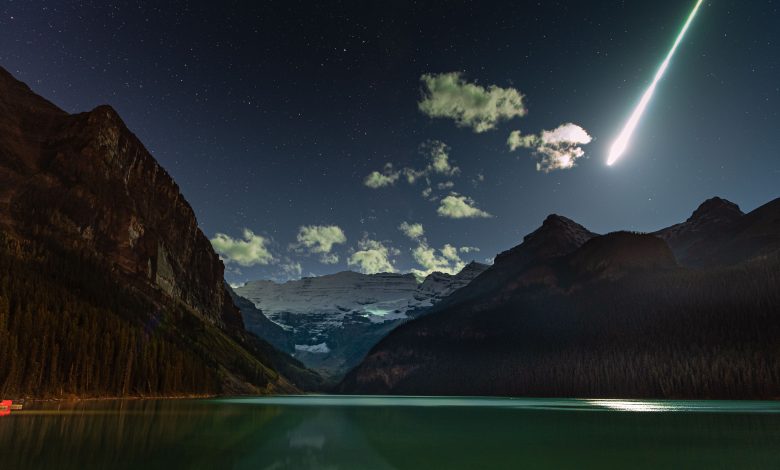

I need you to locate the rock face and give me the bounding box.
[0,68,238,329]
[339,202,780,399]
[234,262,488,381]
[0,67,317,397]
[228,288,294,353]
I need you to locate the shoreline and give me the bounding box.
[12,394,780,404]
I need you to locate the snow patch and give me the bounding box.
[295,343,331,354]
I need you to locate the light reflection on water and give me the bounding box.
[1,397,780,469]
[229,395,780,413]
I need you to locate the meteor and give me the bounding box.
[607,0,704,166]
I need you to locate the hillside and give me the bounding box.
[339,199,780,398]
[0,67,319,397]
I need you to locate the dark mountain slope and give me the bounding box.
[656,196,780,267]
[0,67,319,397]
[228,288,294,354]
[425,215,596,315]
[340,212,780,399]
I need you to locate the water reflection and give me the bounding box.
[1,397,779,469]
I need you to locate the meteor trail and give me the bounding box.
[607,0,704,166]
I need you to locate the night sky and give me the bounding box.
[1,1,778,283]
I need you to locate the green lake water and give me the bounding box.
[1,396,780,469]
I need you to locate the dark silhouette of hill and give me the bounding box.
[656,196,780,266]
[340,199,780,399]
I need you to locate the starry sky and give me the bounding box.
[1,1,778,283]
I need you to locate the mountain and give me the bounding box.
[421,215,596,315]
[655,196,780,266]
[0,67,319,397]
[228,288,293,354]
[233,262,488,381]
[339,199,780,399]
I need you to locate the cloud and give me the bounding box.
[347,237,398,274]
[402,167,427,185]
[410,241,466,279]
[423,140,459,177]
[210,229,275,267]
[540,123,592,145]
[436,193,492,219]
[280,261,303,278]
[534,146,587,172]
[364,163,400,188]
[418,72,527,133]
[437,181,454,190]
[507,130,540,151]
[319,253,340,264]
[364,140,459,195]
[398,221,425,240]
[507,123,593,172]
[403,228,481,279]
[294,225,347,263]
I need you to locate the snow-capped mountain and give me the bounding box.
[233,262,488,380]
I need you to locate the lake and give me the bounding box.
[1,396,779,469]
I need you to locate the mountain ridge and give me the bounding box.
[656,196,780,266]
[339,197,780,398]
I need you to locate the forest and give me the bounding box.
[341,251,780,398]
[0,233,319,398]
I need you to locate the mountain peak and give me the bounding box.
[493,214,596,268]
[461,260,489,272]
[654,197,748,267]
[537,213,584,233]
[688,197,743,223]
[523,213,595,247]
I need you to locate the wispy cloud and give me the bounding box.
[423,140,460,177]
[279,260,303,278]
[365,140,459,192]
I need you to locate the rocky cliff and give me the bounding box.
[0,66,317,397]
[0,67,239,329]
